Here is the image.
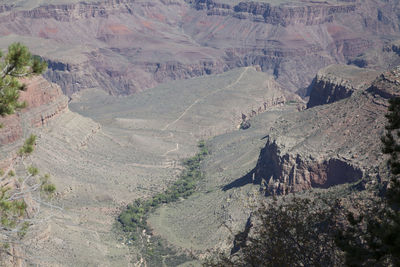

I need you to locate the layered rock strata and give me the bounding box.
[0,76,68,169]
[307,64,379,108]
[191,0,356,26]
[244,66,400,195]
[0,0,398,95]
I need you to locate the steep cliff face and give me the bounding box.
[244,65,400,194]
[191,0,356,26]
[253,139,363,195]
[0,0,137,21]
[307,64,379,108]
[349,39,400,70]
[183,0,400,91]
[0,76,68,168]
[0,0,398,95]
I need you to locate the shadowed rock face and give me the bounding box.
[253,139,363,195]
[143,65,399,259]
[222,65,400,195]
[0,0,398,95]
[307,64,379,108]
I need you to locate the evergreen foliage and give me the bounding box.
[205,197,343,267]
[18,134,36,156]
[336,97,400,266]
[0,187,27,228]
[0,42,47,116]
[0,43,55,260]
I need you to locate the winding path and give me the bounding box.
[162,67,250,131]
[162,143,179,156]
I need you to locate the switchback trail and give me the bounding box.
[162,67,250,131]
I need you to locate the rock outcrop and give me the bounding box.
[0,76,68,169]
[253,139,363,195]
[307,64,379,108]
[191,0,356,26]
[241,65,400,195]
[368,66,400,98]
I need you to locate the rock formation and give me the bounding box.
[307,64,379,108]
[192,0,356,26]
[0,0,398,95]
[242,65,400,195]
[0,76,68,170]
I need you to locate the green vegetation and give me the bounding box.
[0,43,47,116]
[18,134,36,156]
[0,43,53,260]
[205,197,343,266]
[207,97,400,267]
[0,163,56,247]
[118,141,209,240]
[141,236,194,266]
[0,187,27,228]
[27,165,39,176]
[40,174,56,195]
[336,97,400,266]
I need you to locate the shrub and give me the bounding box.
[118,140,209,241]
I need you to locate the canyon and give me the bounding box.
[0,0,399,266]
[0,0,398,96]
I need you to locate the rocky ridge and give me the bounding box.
[0,0,398,95]
[0,76,68,170]
[247,66,399,195]
[307,64,379,108]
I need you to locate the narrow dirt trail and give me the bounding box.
[162,143,179,156]
[162,67,250,131]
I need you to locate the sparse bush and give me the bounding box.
[27,165,38,176]
[40,174,56,196]
[118,140,209,241]
[42,184,56,194]
[0,186,27,229]
[18,134,36,156]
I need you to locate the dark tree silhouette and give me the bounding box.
[205,197,343,267]
[336,97,400,266]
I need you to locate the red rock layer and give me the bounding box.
[0,76,68,145]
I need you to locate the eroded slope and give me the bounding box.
[10,67,294,265]
[147,65,398,262]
